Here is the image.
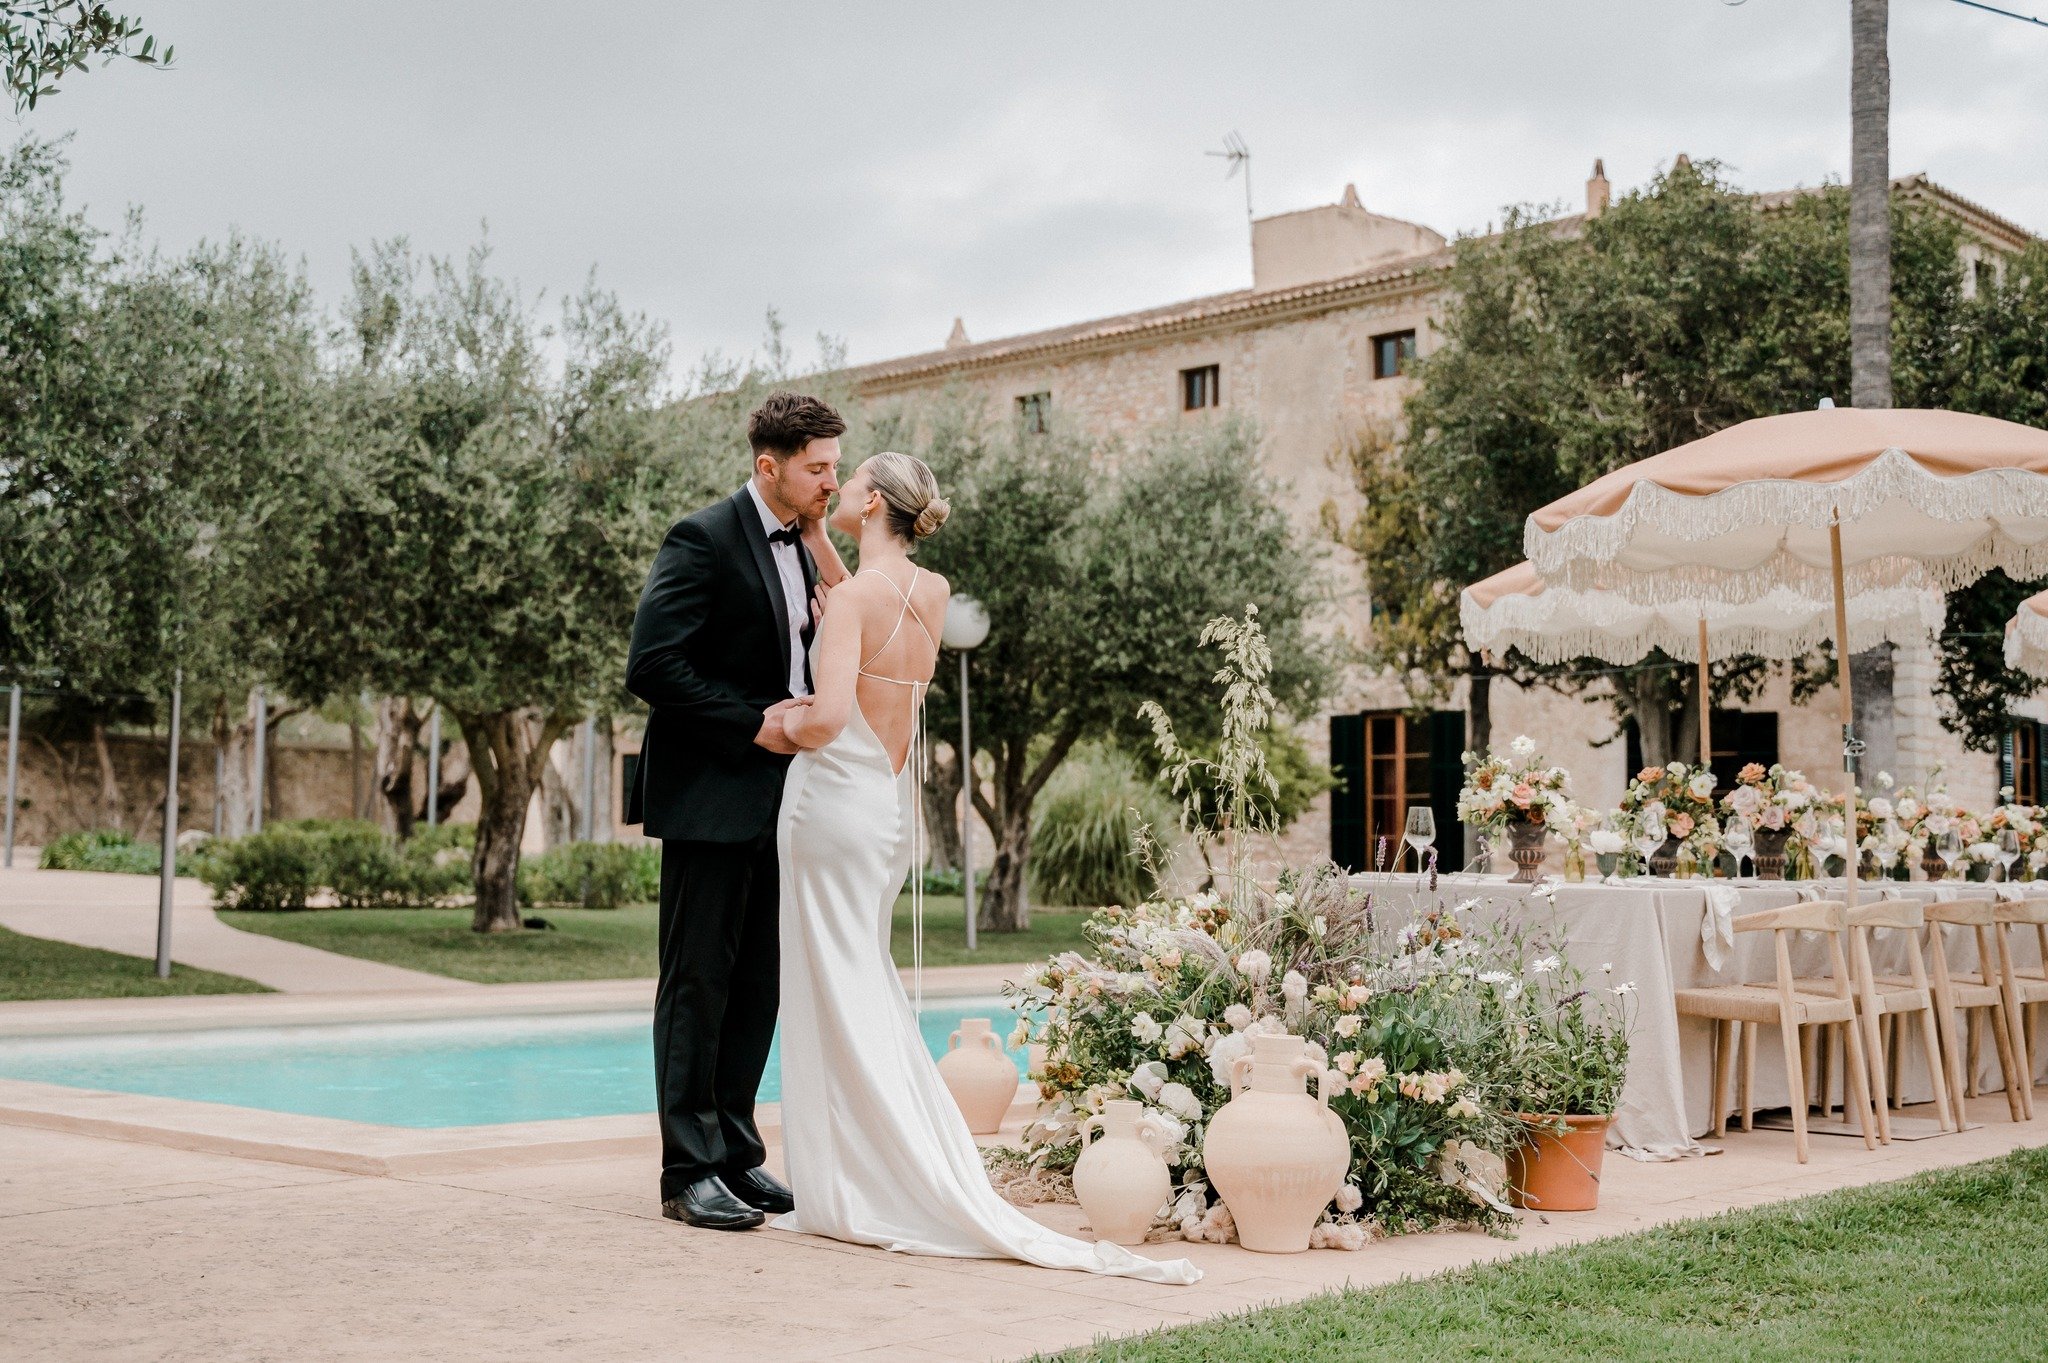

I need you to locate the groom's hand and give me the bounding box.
[753,698,808,755]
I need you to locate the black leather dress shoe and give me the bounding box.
[661,1175,764,1231]
[723,1165,795,1215]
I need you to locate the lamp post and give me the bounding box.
[941,596,991,951]
[250,686,267,833]
[4,682,19,869]
[156,668,182,979]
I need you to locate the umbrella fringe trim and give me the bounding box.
[1525,447,2048,601]
[2007,608,2048,679]
[1461,587,1945,663]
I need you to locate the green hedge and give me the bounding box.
[1029,743,1176,909]
[517,841,658,910]
[40,828,208,878]
[199,820,471,912]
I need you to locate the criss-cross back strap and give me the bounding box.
[856,565,936,680]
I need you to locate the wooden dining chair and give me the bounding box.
[1837,898,1957,1138]
[1675,900,1877,1163]
[1921,897,2031,1124]
[1986,897,2048,1119]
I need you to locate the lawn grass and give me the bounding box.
[0,924,269,1002]
[219,893,1092,984]
[1038,1145,2048,1363]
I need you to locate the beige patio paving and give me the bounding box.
[7,1090,2048,1363]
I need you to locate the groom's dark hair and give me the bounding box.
[747,391,847,459]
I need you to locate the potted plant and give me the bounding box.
[1456,736,1574,883]
[1490,953,1631,1212]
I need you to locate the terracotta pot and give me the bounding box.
[1752,826,1790,880]
[936,1017,1018,1135]
[1202,1034,1348,1253]
[1073,1099,1173,1245]
[1507,1113,1611,1212]
[1507,822,1548,883]
[1648,835,1682,878]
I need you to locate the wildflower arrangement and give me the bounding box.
[1718,762,1819,837]
[1473,946,1633,1120]
[1621,760,1719,843]
[999,609,1633,1248]
[1456,736,1573,836]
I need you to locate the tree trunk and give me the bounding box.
[592,717,615,842]
[922,741,964,875]
[349,709,365,819]
[375,696,423,840]
[969,728,1082,933]
[1620,669,1679,770]
[90,718,122,832]
[213,697,255,839]
[431,737,471,826]
[457,706,570,933]
[1850,644,1898,782]
[540,734,579,848]
[1850,0,1892,410]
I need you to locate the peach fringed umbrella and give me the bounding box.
[2005,589,2048,680]
[1460,561,1945,765]
[1523,405,2048,915]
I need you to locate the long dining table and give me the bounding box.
[1352,872,2048,1159]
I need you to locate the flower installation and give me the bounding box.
[999,609,1637,1249]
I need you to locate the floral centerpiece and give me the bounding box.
[997,608,1633,1248]
[1622,761,1719,875]
[1988,792,2041,881]
[1719,762,1820,879]
[1457,736,1573,883]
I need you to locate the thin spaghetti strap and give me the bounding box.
[856,566,937,673]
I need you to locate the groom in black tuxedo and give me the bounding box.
[625,391,847,1230]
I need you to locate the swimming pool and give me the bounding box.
[0,998,1028,1129]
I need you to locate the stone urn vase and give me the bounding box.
[1920,846,1948,881]
[1507,1114,1612,1212]
[1648,835,1682,878]
[1507,821,1549,883]
[1752,827,1791,880]
[1073,1100,1173,1246]
[936,1017,1018,1135]
[1202,1034,1348,1253]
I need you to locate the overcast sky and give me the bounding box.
[17,1,2048,379]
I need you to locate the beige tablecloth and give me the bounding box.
[1353,873,2048,1159]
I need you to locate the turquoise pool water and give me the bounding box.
[0,998,1027,1128]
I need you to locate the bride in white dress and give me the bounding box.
[773,451,1199,1286]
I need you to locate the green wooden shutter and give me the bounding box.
[1329,714,1366,872]
[1427,709,1466,874]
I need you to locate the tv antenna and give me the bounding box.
[1207,131,1253,276]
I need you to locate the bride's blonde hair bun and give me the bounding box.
[863,451,949,550]
[912,497,950,540]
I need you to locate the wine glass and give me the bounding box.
[1404,806,1436,889]
[1723,819,1753,881]
[1936,828,1964,881]
[1633,820,1667,878]
[1998,828,2023,882]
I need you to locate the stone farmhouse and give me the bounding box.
[842,163,2042,869]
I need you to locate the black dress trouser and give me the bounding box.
[654,834,780,1202]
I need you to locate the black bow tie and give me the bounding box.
[767,524,802,547]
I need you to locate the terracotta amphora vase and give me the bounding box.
[1508,1113,1611,1212]
[1202,1034,1348,1253]
[1073,1099,1173,1245]
[936,1017,1018,1135]
[1507,822,1549,883]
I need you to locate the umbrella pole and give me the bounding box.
[1831,521,1860,912]
[1697,614,1712,770]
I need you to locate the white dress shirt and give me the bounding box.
[744,480,812,698]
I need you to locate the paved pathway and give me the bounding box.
[0,867,467,993]
[8,1092,2048,1362]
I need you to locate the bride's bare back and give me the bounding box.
[790,557,948,773]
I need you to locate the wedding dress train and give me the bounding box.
[771,569,1199,1285]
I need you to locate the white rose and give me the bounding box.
[1129,1060,1168,1101]
[1689,773,1717,800]
[1207,1031,1251,1088]
[1157,1081,1202,1122]
[1130,1012,1164,1045]
[1334,1013,1361,1038]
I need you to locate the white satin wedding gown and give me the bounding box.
[772,566,1200,1285]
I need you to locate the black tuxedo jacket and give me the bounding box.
[624,487,815,843]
